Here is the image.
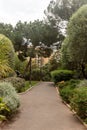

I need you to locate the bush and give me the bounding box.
[60,86,73,103]
[0,34,16,79]
[0,82,20,113]
[0,34,15,69]
[71,87,87,119]
[31,68,51,81]
[0,61,16,79]
[77,80,87,87]
[1,77,25,93]
[0,97,10,121]
[41,65,51,81]
[59,79,80,103]
[14,54,28,76]
[51,70,73,84]
[31,69,41,81]
[58,79,80,90]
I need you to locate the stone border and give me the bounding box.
[19,82,41,95]
[56,87,87,129]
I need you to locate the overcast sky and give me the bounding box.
[0,0,51,25]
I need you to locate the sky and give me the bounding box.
[0,0,51,26]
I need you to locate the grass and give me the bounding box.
[20,81,39,92]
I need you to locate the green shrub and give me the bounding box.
[31,69,41,81]
[60,86,73,103]
[51,70,73,84]
[59,79,80,103]
[0,34,15,69]
[0,34,16,79]
[14,54,28,76]
[71,87,87,119]
[0,82,20,113]
[0,97,10,121]
[77,80,87,87]
[41,65,51,81]
[1,77,25,93]
[0,61,15,79]
[31,68,51,81]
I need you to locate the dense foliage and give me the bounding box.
[0,34,15,68]
[0,97,10,121]
[51,70,73,84]
[58,79,80,103]
[71,87,87,119]
[61,5,87,78]
[1,77,25,93]
[0,82,20,113]
[58,79,87,122]
[0,34,15,79]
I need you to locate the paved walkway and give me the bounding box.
[0,82,86,130]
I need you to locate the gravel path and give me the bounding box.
[0,82,86,130]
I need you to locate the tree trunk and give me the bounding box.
[29,57,32,87]
[23,57,31,76]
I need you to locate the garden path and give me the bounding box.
[0,82,86,130]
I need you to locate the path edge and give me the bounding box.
[19,82,41,95]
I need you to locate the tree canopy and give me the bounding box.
[61,5,87,78]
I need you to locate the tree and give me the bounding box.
[13,20,58,52]
[45,0,87,40]
[0,23,14,44]
[54,0,87,20]
[61,5,87,78]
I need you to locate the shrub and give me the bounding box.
[0,61,15,79]
[14,54,28,76]
[51,70,73,84]
[0,34,16,79]
[70,87,87,119]
[0,97,10,121]
[31,68,51,81]
[59,79,80,103]
[31,69,41,81]
[0,34,15,69]
[1,77,25,93]
[41,65,51,81]
[77,80,87,87]
[0,82,20,113]
[60,86,73,103]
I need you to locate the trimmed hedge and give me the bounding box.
[51,70,73,84]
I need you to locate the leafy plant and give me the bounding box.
[0,97,10,121]
[0,60,15,79]
[71,87,87,119]
[58,79,80,103]
[0,34,15,69]
[1,77,25,93]
[0,82,20,113]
